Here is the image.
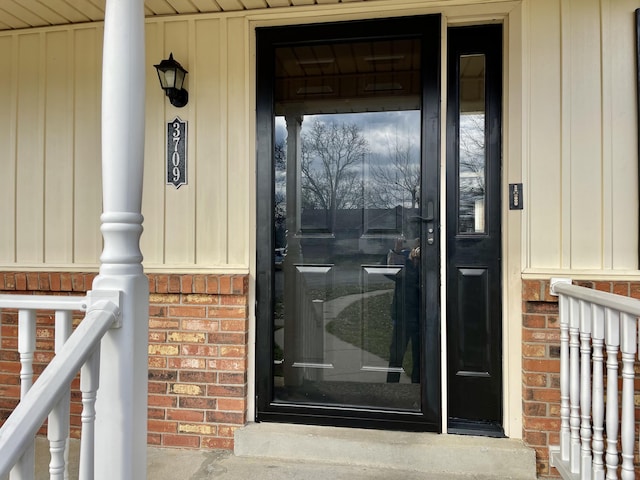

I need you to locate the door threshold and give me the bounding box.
[447,418,505,438]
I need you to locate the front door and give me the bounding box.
[255,16,502,433]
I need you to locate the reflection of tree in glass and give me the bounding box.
[367,135,420,209]
[274,140,287,248]
[459,114,485,231]
[459,114,485,197]
[301,120,368,231]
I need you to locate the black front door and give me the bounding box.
[256,15,442,431]
[255,17,503,434]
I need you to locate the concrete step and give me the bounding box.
[234,422,537,480]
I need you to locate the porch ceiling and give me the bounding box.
[0,0,369,32]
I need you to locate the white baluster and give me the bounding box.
[579,300,592,480]
[559,294,571,463]
[591,304,605,480]
[79,348,100,480]
[604,308,619,480]
[11,309,36,480]
[569,297,581,473]
[619,313,636,480]
[18,310,36,397]
[48,310,73,480]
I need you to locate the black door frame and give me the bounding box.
[446,24,503,435]
[255,14,442,432]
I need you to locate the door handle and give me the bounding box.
[425,201,436,245]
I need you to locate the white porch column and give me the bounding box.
[93,0,148,479]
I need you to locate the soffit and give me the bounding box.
[0,0,369,32]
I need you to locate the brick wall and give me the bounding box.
[0,271,249,450]
[522,279,640,478]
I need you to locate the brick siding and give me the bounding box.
[0,271,249,450]
[522,279,640,478]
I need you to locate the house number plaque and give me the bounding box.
[167,117,187,188]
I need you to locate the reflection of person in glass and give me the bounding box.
[386,238,420,383]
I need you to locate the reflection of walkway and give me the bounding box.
[274,290,411,384]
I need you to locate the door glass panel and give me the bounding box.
[458,54,486,234]
[273,39,423,411]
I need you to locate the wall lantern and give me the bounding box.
[154,53,189,108]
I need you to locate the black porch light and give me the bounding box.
[154,53,189,108]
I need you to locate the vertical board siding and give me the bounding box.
[527,0,562,269]
[0,35,16,264]
[610,0,639,269]
[44,30,74,265]
[194,18,226,266]
[142,21,166,266]
[0,2,638,272]
[226,16,249,266]
[567,0,603,269]
[72,27,102,265]
[15,33,45,264]
[163,20,197,265]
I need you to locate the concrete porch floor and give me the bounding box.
[33,423,537,479]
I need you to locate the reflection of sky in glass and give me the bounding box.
[275,111,420,160]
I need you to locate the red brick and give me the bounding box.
[26,273,38,290]
[217,398,246,412]
[206,411,244,424]
[156,275,169,293]
[206,276,219,294]
[208,307,246,319]
[221,295,247,306]
[593,281,612,293]
[168,306,206,318]
[168,275,181,293]
[524,301,559,315]
[218,276,231,294]
[148,395,177,407]
[181,345,219,357]
[523,402,547,416]
[523,373,548,387]
[167,409,204,422]
[60,273,72,291]
[15,273,27,291]
[179,397,218,410]
[181,318,218,332]
[523,344,546,358]
[522,280,542,301]
[208,333,247,345]
[148,433,162,445]
[220,319,248,331]
[193,275,207,293]
[149,306,166,317]
[218,372,246,384]
[71,273,86,291]
[179,371,217,384]
[181,275,194,293]
[523,359,560,373]
[206,385,245,397]
[523,430,547,446]
[147,419,178,433]
[48,273,60,291]
[522,315,546,328]
[523,417,560,432]
[38,273,50,290]
[148,408,166,420]
[149,319,180,329]
[162,434,200,448]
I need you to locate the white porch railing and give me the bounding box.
[549,278,640,480]
[0,291,120,480]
